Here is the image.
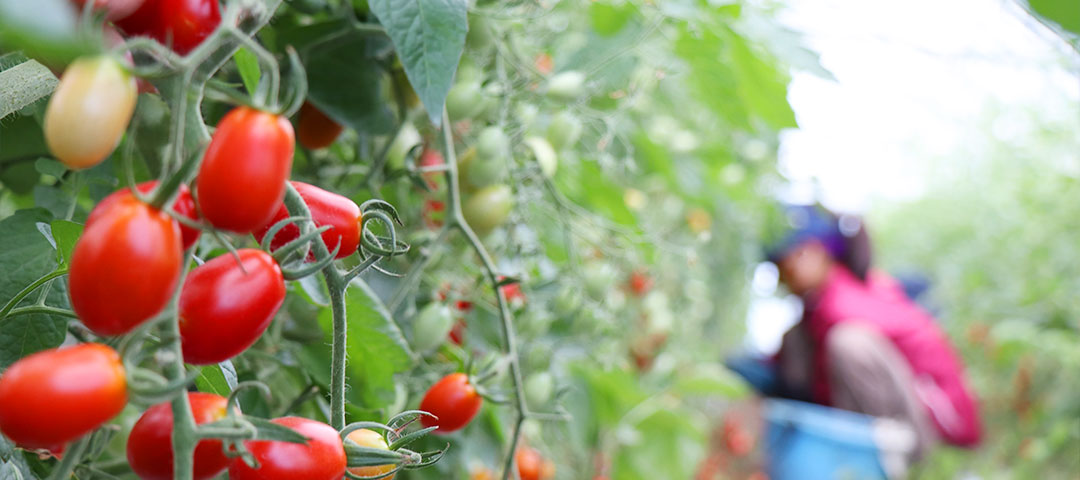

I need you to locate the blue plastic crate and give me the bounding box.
[763,399,889,480]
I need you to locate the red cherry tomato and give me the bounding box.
[253,181,361,260]
[627,270,653,297]
[156,0,221,54]
[0,344,126,449]
[179,249,285,365]
[448,318,466,346]
[228,417,345,480]
[115,0,159,36]
[418,147,445,190]
[197,106,294,233]
[296,102,344,150]
[516,446,554,480]
[421,198,445,230]
[127,393,229,480]
[70,193,183,336]
[498,276,526,309]
[419,373,483,434]
[88,181,201,250]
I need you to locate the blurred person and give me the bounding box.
[732,204,982,474]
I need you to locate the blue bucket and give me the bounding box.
[763,399,889,480]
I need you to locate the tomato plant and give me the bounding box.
[296,101,344,150]
[345,429,396,479]
[178,248,285,365]
[44,55,136,170]
[420,373,483,434]
[69,191,183,335]
[254,181,361,260]
[88,181,201,250]
[0,344,126,450]
[228,417,345,480]
[515,446,555,480]
[197,106,294,233]
[127,393,230,480]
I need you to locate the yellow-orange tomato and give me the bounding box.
[44,56,137,170]
[346,429,395,479]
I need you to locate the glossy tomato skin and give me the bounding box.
[296,102,344,150]
[346,429,395,479]
[88,181,201,250]
[0,344,127,449]
[127,393,229,480]
[419,373,483,434]
[44,55,137,170]
[179,249,285,365]
[157,0,221,54]
[253,181,361,260]
[229,417,346,480]
[197,106,294,233]
[70,193,183,336]
[115,0,159,36]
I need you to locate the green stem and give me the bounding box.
[163,251,198,480]
[436,110,527,480]
[282,183,350,430]
[0,269,67,322]
[47,435,89,480]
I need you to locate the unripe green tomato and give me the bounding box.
[477,82,502,120]
[546,111,583,151]
[525,372,554,409]
[582,262,615,300]
[386,122,421,170]
[516,103,541,133]
[552,285,582,317]
[462,184,513,236]
[446,82,485,121]
[545,71,586,101]
[475,126,510,160]
[524,136,557,178]
[412,303,454,353]
[44,55,137,170]
[466,14,495,50]
[463,151,506,189]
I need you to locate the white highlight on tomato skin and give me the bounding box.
[44,56,137,170]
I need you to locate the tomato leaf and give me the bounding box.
[0,435,34,479]
[1029,0,1080,36]
[298,279,414,408]
[194,361,239,396]
[48,219,81,267]
[0,60,58,120]
[304,32,395,135]
[298,274,330,307]
[369,0,467,126]
[0,209,69,369]
[234,48,262,96]
[240,416,310,444]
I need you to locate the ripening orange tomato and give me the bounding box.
[44,55,137,170]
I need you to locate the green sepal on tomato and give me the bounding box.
[254,181,361,260]
[419,373,483,434]
[127,393,230,480]
[44,55,137,170]
[197,106,294,234]
[0,344,127,450]
[179,249,285,365]
[70,191,183,336]
[345,429,396,479]
[228,417,346,480]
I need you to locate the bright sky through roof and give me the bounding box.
[773,0,1079,213]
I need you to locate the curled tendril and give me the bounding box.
[226,381,273,417]
[270,224,332,264]
[281,243,341,280]
[260,215,308,252]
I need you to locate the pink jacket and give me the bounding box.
[804,266,982,447]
